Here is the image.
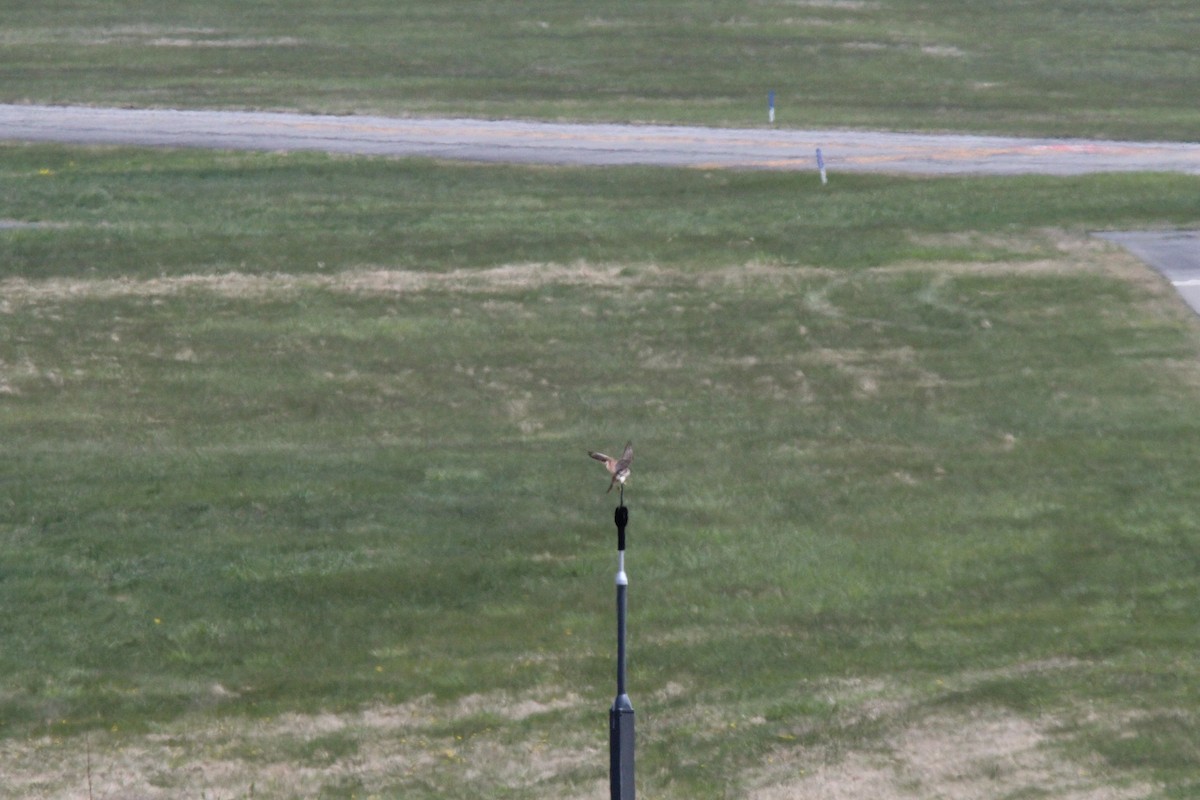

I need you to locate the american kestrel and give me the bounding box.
[589,441,633,494]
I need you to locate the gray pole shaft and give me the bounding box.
[610,561,635,799]
[616,556,628,694]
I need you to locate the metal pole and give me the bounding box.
[610,493,635,799]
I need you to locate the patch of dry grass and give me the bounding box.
[0,228,1165,305]
[1,665,1169,800]
[751,710,1154,800]
[0,688,591,798]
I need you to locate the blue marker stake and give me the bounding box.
[768,90,775,124]
[816,147,827,185]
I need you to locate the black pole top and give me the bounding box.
[614,504,628,552]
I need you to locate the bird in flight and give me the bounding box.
[589,441,633,494]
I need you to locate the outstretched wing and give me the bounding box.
[588,450,612,465]
[612,442,633,473]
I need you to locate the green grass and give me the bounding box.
[2,143,1200,796]
[4,144,1199,281]
[4,3,1199,794]
[1,0,1198,140]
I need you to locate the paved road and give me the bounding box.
[1096,232,1200,315]
[4,104,1200,176]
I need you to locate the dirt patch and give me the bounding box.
[762,0,879,10]
[0,263,640,307]
[0,219,72,230]
[749,662,1157,800]
[0,230,1161,308]
[921,44,967,58]
[0,668,1168,799]
[0,688,588,799]
[145,36,302,48]
[11,25,305,48]
[751,708,1154,800]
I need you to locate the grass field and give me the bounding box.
[2,143,1200,797]
[2,0,1199,140]
[3,0,1200,795]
